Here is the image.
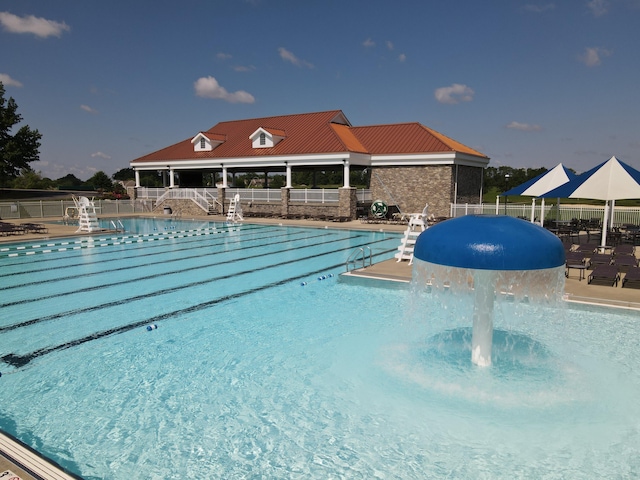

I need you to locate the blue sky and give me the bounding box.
[1,0,639,181]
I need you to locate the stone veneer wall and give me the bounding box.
[370,165,483,218]
[154,199,207,217]
[370,165,453,218]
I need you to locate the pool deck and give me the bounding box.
[0,214,639,478]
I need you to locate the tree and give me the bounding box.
[112,168,134,181]
[87,170,113,191]
[55,173,84,189]
[11,169,53,189]
[0,82,42,186]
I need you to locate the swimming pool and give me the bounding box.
[1,218,639,479]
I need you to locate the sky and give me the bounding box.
[1,0,639,181]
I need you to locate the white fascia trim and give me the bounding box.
[131,152,371,170]
[370,152,489,168]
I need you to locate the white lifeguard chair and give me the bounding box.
[73,195,101,232]
[226,194,244,223]
[395,204,428,264]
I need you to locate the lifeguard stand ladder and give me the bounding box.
[226,194,244,223]
[395,208,428,264]
[73,195,101,233]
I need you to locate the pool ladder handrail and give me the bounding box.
[110,219,125,232]
[345,246,372,272]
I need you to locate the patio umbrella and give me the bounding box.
[541,156,640,247]
[501,163,576,225]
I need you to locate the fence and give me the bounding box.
[137,187,371,204]
[451,203,640,226]
[0,199,153,220]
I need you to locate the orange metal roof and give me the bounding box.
[131,110,487,164]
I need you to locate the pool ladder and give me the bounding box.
[345,246,372,272]
[110,219,125,233]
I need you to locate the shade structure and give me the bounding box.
[542,156,640,246]
[501,163,576,224]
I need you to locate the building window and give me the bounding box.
[260,133,266,145]
[200,138,206,149]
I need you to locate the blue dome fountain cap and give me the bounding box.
[414,215,565,271]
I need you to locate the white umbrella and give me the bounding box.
[542,156,640,247]
[501,163,576,226]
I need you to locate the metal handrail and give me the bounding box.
[345,246,372,272]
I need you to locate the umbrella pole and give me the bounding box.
[540,198,545,227]
[601,201,609,248]
[495,196,499,214]
[610,200,616,230]
[530,198,536,223]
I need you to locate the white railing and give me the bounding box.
[136,187,370,203]
[155,188,213,212]
[226,188,281,203]
[450,203,640,226]
[290,189,339,203]
[0,199,153,219]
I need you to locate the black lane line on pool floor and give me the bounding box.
[0,229,337,294]
[0,232,362,311]
[0,223,273,274]
[0,233,381,333]
[1,243,397,368]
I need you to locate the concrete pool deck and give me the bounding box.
[0,214,638,478]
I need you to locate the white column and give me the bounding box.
[222,166,228,188]
[134,170,140,188]
[343,160,350,188]
[169,168,175,188]
[286,163,292,188]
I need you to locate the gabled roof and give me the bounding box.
[131,110,487,165]
[350,123,487,157]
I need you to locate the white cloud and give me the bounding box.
[80,104,98,114]
[434,83,475,104]
[0,73,22,87]
[278,47,314,68]
[0,11,70,38]
[587,0,609,16]
[216,52,232,60]
[506,121,542,132]
[91,151,111,159]
[578,46,612,66]
[398,53,407,62]
[523,3,556,12]
[386,41,394,50]
[233,65,256,72]
[194,76,255,103]
[362,38,375,48]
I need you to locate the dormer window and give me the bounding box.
[191,132,225,152]
[250,127,286,149]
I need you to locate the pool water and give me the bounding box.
[1,218,640,479]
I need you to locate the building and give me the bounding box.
[130,110,489,219]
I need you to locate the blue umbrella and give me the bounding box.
[542,156,640,247]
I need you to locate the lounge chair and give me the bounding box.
[587,253,612,268]
[622,266,640,288]
[613,244,635,256]
[588,265,620,287]
[611,255,639,272]
[565,251,587,264]
[575,244,596,254]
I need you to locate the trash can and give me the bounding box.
[163,206,172,215]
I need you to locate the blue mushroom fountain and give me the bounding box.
[413,215,565,366]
